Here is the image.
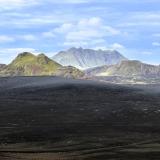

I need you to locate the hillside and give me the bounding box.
[86,60,160,77]
[55,66,84,78]
[0,52,61,76]
[0,52,84,78]
[52,47,127,70]
[0,64,6,71]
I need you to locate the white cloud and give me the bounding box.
[44,0,160,4]
[0,0,38,10]
[66,29,103,41]
[63,38,106,47]
[77,17,102,28]
[93,43,125,51]
[110,43,125,50]
[63,41,89,47]
[42,32,55,38]
[0,35,15,43]
[0,14,73,28]
[0,34,38,43]
[50,17,121,47]
[119,12,160,27]
[152,42,160,46]
[54,23,74,33]
[43,0,92,4]
[18,34,37,41]
[0,48,36,54]
[0,0,91,10]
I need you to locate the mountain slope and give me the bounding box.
[86,60,160,77]
[55,66,84,79]
[0,64,6,71]
[53,47,127,70]
[0,52,62,76]
[0,52,84,78]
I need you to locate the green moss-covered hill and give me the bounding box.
[0,52,61,76]
[0,52,84,78]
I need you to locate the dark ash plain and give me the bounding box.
[0,76,160,160]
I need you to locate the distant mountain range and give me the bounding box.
[86,60,160,77]
[0,52,84,78]
[53,47,127,70]
[85,60,160,84]
[0,48,159,84]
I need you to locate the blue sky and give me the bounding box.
[0,0,160,64]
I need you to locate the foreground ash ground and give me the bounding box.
[0,77,160,160]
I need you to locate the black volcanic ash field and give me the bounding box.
[0,77,160,160]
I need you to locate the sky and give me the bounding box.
[0,0,160,64]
